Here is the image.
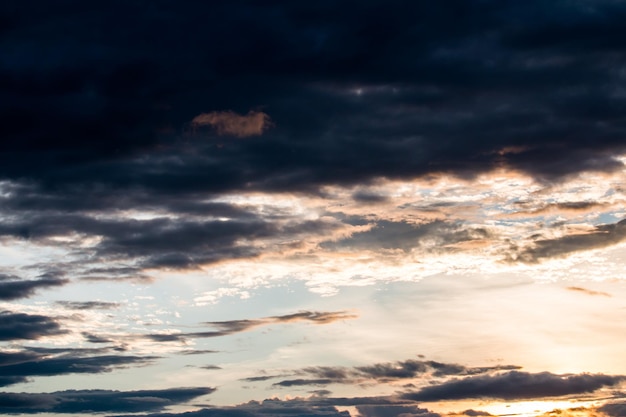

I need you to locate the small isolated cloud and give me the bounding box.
[191,110,271,137]
[566,286,611,297]
[269,359,520,388]
[402,371,625,401]
[56,301,122,310]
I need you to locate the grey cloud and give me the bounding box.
[0,347,158,387]
[323,221,490,252]
[179,350,219,356]
[146,311,357,343]
[274,379,334,387]
[81,332,113,343]
[241,375,283,382]
[270,359,520,388]
[356,404,440,417]
[0,210,340,275]
[509,219,626,263]
[402,371,625,401]
[0,275,68,301]
[110,395,434,417]
[459,410,493,416]
[0,311,66,341]
[56,301,121,310]
[0,387,213,414]
[600,401,626,417]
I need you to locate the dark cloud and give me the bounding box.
[274,379,334,387]
[199,365,222,370]
[179,350,219,356]
[356,404,440,417]
[0,347,158,387]
[56,300,121,310]
[322,221,490,252]
[2,0,626,195]
[81,332,113,343]
[0,208,339,275]
[269,359,520,388]
[241,375,283,382]
[566,286,611,297]
[0,311,66,341]
[600,401,626,417]
[459,410,493,416]
[112,400,353,417]
[401,371,625,401]
[508,219,626,263]
[110,395,439,417]
[0,387,213,414]
[0,274,68,300]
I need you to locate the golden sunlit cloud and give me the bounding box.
[191,110,272,137]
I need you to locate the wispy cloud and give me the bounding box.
[566,286,612,297]
[145,310,357,343]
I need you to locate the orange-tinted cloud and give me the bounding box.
[566,286,612,297]
[191,110,271,137]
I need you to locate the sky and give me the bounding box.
[1,1,626,416]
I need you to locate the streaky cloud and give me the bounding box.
[0,274,68,300]
[401,371,625,401]
[0,387,213,414]
[0,311,66,341]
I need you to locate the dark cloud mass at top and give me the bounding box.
[1,0,626,195]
